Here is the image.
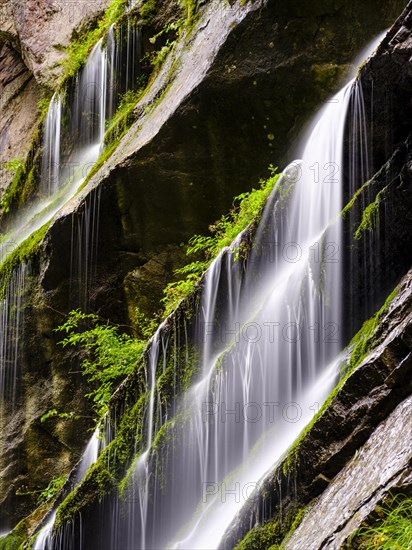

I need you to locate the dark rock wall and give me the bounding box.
[343,1,412,339]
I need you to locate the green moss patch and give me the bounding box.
[354,189,384,239]
[234,506,306,550]
[0,222,49,296]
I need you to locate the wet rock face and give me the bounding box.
[285,393,412,550]
[342,136,412,342]
[56,0,407,323]
[109,0,405,253]
[341,2,412,341]
[0,0,409,536]
[0,264,95,532]
[359,1,412,173]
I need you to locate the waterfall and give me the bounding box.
[81,36,385,550]
[0,8,388,547]
[68,23,142,311]
[0,264,29,417]
[69,40,108,151]
[133,82,349,549]
[41,94,62,196]
[0,10,144,543]
[0,41,107,267]
[69,187,102,310]
[106,21,143,119]
[33,428,103,550]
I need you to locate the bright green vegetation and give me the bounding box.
[55,329,200,527]
[180,0,200,27]
[148,19,184,68]
[52,164,284,526]
[140,0,157,24]
[0,222,50,296]
[234,506,306,550]
[162,167,281,314]
[0,0,201,220]
[0,128,43,216]
[1,158,23,174]
[61,0,128,80]
[54,391,148,528]
[37,476,67,506]
[16,476,65,504]
[354,189,383,239]
[40,409,81,423]
[341,179,371,219]
[55,309,150,417]
[234,517,281,550]
[37,95,53,119]
[354,496,412,549]
[104,82,150,145]
[61,0,198,82]
[0,518,30,550]
[347,285,397,371]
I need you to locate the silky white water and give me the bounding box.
[33,428,102,550]
[0,40,107,269]
[70,186,102,311]
[0,264,29,415]
[0,17,144,269]
[0,19,386,550]
[41,94,62,196]
[165,80,350,549]
[95,35,386,550]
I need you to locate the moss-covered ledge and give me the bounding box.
[221,269,412,549]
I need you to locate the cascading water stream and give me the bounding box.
[0,16,386,549]
[33,428,103,550]
[41,94,62,196]
[0,264,29,418]
[163,82,351,550]
[0,19,142,270]
[69,186,102,311]
[0,40,107,267]
[88,35,386,550]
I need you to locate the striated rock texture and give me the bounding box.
[285,394,412,549]
[0,41,39,195]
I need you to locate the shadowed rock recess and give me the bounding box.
[0,0,411,548]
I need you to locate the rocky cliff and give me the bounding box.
[0,0,411,547]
